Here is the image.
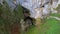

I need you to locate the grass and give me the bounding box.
[26,25,40,34]
[26,18,60,34]
[41,18,60,34]
[50,13,60,18]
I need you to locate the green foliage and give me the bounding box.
[14,5,24,19]
[0,1,24,34]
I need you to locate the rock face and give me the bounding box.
[0,0,3,5]
[4,0,60,18]
[3,0,60,18]
[51,0,60,13]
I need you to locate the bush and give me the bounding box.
[0,1,24,34]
